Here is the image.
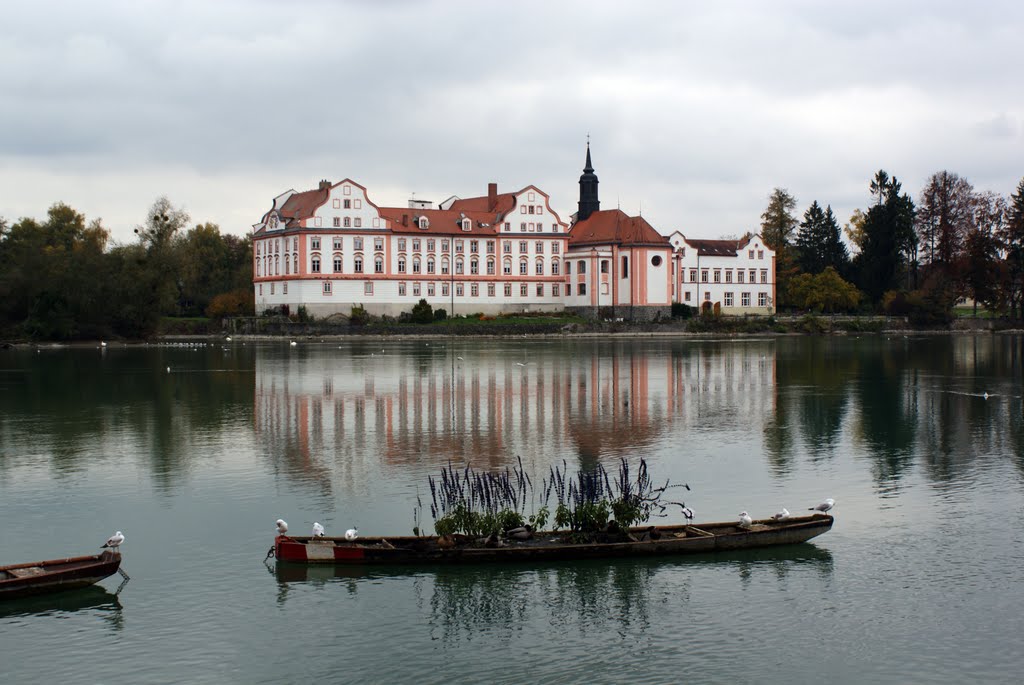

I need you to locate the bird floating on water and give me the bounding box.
[772,508,790,521]
[809,498,835,514]
[275,519,289,535]
[738,512,753,528]
[100,341,107,347]
[312,522,325,537]
[290,341,297,346]
[102,531,125,553]
[345,528,358,541]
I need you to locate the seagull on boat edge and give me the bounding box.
[275,519,289,535]
[345,528,358,541]
[681,507,694,522]
[771,508,790,521]
[738,512,753,528]
[102,531,125,553]
[312,522,325,537]
[809,498,835,514]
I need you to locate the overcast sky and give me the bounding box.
[2,0,1022,245]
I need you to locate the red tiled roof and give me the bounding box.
[448,193,516,216]
[279,188,329,226]
[568,210,669,248]
[685,239,742,257]
[377,207,500,235]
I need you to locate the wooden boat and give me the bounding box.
[0,551,122,600]
[273,514,833,565]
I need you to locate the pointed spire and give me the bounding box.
[584,142,594,173]
[578,138,600,222]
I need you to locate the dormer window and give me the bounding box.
[418,216,429,229]
[461,218,472,231]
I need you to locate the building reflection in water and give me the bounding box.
[252,342,779,491]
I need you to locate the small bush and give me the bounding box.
[410,298,434,324]
[434,308,448,321]
[671,302,693,319]
[349,304,370,326]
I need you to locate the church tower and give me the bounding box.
[577,142,600,222]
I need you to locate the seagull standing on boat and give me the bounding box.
[809,498,835,514]
[772,508,790,521]
[345,528,358,541]
[102,531,125,553]
[312,522,325,537]
[738,512,753,528]
[275,519,289,535]
[681,507,694,522]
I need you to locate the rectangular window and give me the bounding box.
[333,199,340,209]
[344,199,352,209]
[553,283,560,297]
[519,241,528,253]
[535,262,544,275]
[742,292,751,307]
[259,284,262,295]
[714,270,721,283]
[314,217,322,227]
[413,282,421,296]
[343,217,351,228]
[601,260,609,274]
[520,261,528,275]
[684,291,691,302]
[528,205,535,214]
[442,283,449,296]
[738,271,745,284]
[578,283,587,296]
[748,249,754,259]
[565,262,571,275]
[520,223,527,232]
[758,250,764,260]
[533,241,542,254]
[504,222,510,232]
[578,260,586,274]
[536,284,544,297]
[704,291,711,301]
[270,283,274,294]
[521,206,527,214]
[398,239,406,251]
[552,261,560,275]
[724,292,733,306]
[311,237,321,250]
[759,292,767,306]
[470,240,479,253]
[354,237,363,250]
[471,284,479,297]
[488,283,495,297]
[333,238,342,250]
[528,223,535,232]
[398,282,407,296]
[364,282,373,295]
[427,283,435,296]
[552,242,560,254]
[503,241,512,254]
[374,238,383,251]
[761,269,768,283]
[749,269,756,282]
[504,283,512,297]
[333,217,340,228]
[323,281,332,295]
[441,240,449,252]
[455,240,464,253]
[456,284,464,296]
[424,239,432,251]
[283,283,287,294]
[725,270,733,283]
[486,240,495,254]
[521,284,528,297]
[355,199,362,209]
[701,269,709,283]
[690,269,697,282]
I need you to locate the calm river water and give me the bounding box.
[1,335,1023,684]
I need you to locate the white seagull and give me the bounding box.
[771,508,790,521]
[102,531,125,553]
[275,519,289,535]
[681,507,694,522]
[345,528,358,541]
[312,522,325,537]
[809,498,835,514]
[738,511,753,528]
[100,341,107,347]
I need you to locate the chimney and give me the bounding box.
[402,214,409,227]
[319,179,331,190]
[488,182,497,212]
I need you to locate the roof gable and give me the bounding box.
[568,209,669,248]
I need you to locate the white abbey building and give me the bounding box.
[252,147,775,319]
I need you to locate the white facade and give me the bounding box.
[668,232,775,314]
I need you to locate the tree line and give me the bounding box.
[759,171,1024,321]
[0,198,252,340]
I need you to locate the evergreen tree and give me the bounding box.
[854,170,917,305]
[999,177,1024,319]
[820,206,850,275]
[795,202,850,276]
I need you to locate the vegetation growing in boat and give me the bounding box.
[427,457,687,538]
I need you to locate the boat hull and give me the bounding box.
[275,515,833,565]
[0,551,121,600]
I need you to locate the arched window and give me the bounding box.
[293,255,298,273]
[354,256,363,273]
[285,258,290,275]
[427,258,435,274]
[374,256,383,273]
[256,261,261,277]
[578,260,586,274]
[551,259,560,275]
[519,258,528,275]
[275,255,280,275]
[470,258,479,275]
[461,218,471,231]
[413,257,421,274]
[503,258,512,275]
[486,258,495,275]
[398,257,406,273]
[333,254,343,272]
[455,257,464,275]
[311,256,320,273]
[441,257,450,275]
[535,259,544,276]
[418,216,429,229]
